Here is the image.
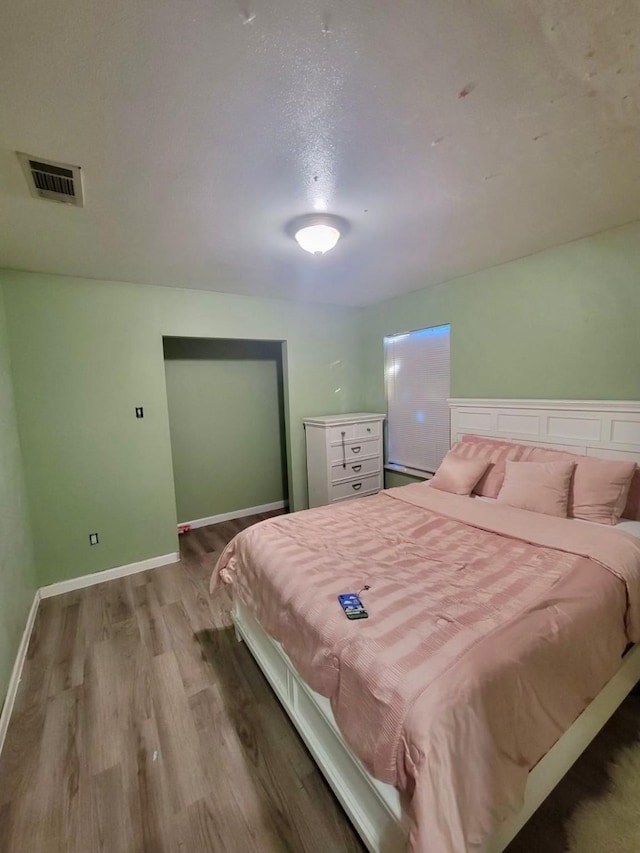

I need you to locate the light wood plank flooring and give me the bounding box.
[0,510,639,852]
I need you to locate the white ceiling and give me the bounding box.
[1,0,639,306]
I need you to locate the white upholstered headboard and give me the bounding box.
[448,399,640,464]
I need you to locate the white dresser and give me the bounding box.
[303,413,386,508]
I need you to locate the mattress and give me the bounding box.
[211,484,640,852]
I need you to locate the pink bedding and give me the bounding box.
[210,485,640,852]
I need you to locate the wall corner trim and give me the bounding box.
[39,552,180,599]
[179,500,288,530]
[0,590,41,756]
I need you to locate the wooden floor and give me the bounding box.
[1,511,639,852]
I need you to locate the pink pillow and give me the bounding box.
[526,446,635,525]
[624,467,640,521]
[430,453,490,496]
[497,461,576,517]
[456,435,638,523]
[524,446,580,465]
[453,436,529,498]
[570,457,636,525]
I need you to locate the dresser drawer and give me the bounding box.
[328,437,380,465]
[328,420,381,445]
[331,456,380,484]
[330,473,382,502]
[355,420,381,440]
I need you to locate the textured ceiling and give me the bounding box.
[0,0,639,306]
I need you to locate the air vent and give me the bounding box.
[17,152,84,206]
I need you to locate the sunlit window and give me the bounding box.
[384,324,450,474]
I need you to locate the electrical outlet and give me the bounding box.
[135,406,144,418]
[89,532,99,546]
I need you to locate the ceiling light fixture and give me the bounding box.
[296,223,340,255]
[286,214,349,256]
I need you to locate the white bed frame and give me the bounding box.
[232,399,640,852]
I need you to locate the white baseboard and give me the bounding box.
[1,506,282,754]
[179,500,288,531]
[0,590,40,756]
[1,550,180,757]
[39,551,180,599]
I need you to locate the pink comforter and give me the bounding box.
[210,485,640,852]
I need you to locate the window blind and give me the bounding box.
[385,324,450,474]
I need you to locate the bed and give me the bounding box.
[210,399,640,852]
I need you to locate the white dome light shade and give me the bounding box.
[294,223,341,255]
[286,213,349,256]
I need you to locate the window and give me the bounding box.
[384,324,450,475]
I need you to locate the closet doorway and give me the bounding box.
[163,337,288,530]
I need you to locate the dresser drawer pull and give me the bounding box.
[352,482,362,491]
[351,446,361,454]
[351,464,362,472]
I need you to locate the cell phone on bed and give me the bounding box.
[338,593,368,620]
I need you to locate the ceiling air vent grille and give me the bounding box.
[17,152,84,206]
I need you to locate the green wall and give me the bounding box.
[1,272,364,586]
[362,221,640,411]
[2,220,639,590]
[0,286,35,707]
[164,338,286,523]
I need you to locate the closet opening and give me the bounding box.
[163,336,289,539]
